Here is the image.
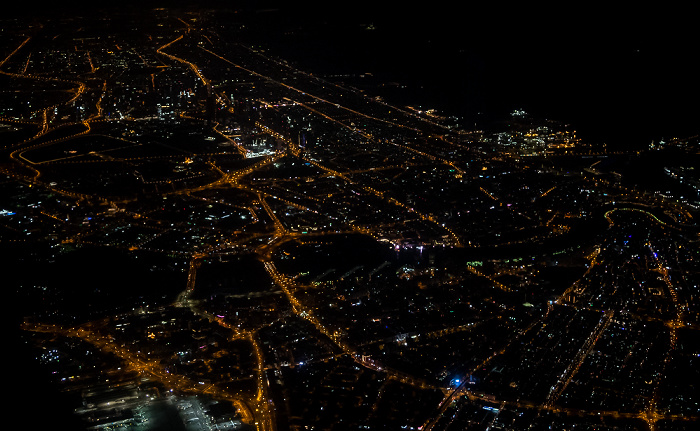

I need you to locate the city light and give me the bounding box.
[5,5,700,431]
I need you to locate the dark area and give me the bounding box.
[273,3,700,149]
[10,245,185,323]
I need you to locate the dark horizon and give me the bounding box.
[248,4,700,148]
[6,2,699,147]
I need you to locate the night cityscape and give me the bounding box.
[5,4,700,431]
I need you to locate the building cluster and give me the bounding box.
[2,8,699,431]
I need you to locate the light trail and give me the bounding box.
[262,261,437,391]
[543,310,614,408]
[198,46,417,132]
[254,118,462,246]
[0,36,30,68]
[156,34,209,87]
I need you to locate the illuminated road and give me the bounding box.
[263,261,440,393]
[9,13,700,431]
[22,321,259,426]
[543,310,614,408]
